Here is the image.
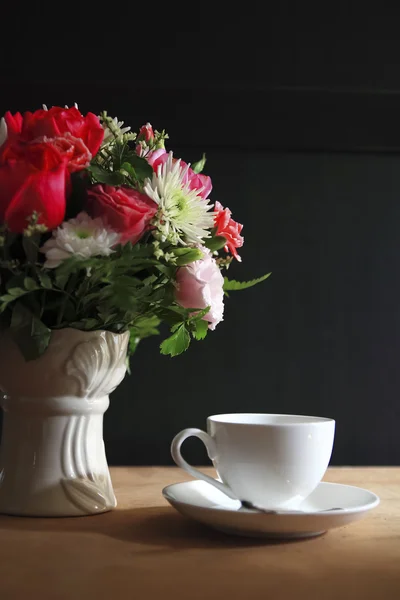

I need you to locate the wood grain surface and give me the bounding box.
[0,467,398,599]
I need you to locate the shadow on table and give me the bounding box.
[0,506,321,549]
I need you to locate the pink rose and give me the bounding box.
[145,147,167,166]
[86,184,157,244]
[151,152,212,199]
[214,201,244,261]
[185,169,212,200]
[175,248,224,330]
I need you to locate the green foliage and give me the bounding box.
[22,234,40,263]
[191,153,207,174]
[159,306,210,357]
[193,319,208,340]
[204,226,228,253]
[160,323,190,357]
[10,302,51,361]
[173,247,204,265]
[87,165,125,186]
[0,238,213,360]
[38,271,52,289]
[121,156,153,182]
[0,234,192,360]
[205,234,227,252]
[89,140,153,191]
[0,275,40,313]
[223,273,271,295]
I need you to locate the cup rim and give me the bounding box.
[207,413,335,426]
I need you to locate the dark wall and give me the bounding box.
[105,150,400,467]
[2,7,400,465]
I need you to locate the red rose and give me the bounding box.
[38,133,92,173]
[214,201,244,261]
[0,141,68,232]
[86,185,157,244]
[3,106,104,157]
[3,112,22,137]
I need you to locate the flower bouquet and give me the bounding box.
[0,105,269,517]
[0,106,269,361]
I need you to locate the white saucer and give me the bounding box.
[162,480,380,539]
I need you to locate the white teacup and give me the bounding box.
[171,413,335,510]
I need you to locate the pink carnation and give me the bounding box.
[175,248,224,330]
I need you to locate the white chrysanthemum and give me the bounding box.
[102,116,131,145]
[143,152,214,245]
[40,212,120,269]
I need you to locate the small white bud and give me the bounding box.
[0,117,7,147]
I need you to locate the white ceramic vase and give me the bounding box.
[0,328,129,517]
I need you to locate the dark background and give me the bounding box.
[2,7,400,465]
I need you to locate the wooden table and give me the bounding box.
[0,467,399,599]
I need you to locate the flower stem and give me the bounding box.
[56,275,77,327]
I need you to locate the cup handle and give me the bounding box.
[170,428,238,500]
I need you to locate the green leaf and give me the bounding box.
[84,319,100,329]
[160,324,190,357]
[10,302,51,361]
[174,248,204,266]
[107,275,142,288]
[87,164,125,186]
[223,273,271,292]
[142,274,158,286]
[38,271,52,289]
[54,257,84,289]
[121,162,137,180]
[55,272,69,290]
[155,263,176,278]
[7,287,26,297]
[0,294,17,304]
[23,234,40,263]
[187,306,211,321]
[103,313,118,325]
[123,155,153,181]
[70,318,100,330]
[120,158,153,185]
[191,153,207,174]
[24,277,38,291]
[131,314,160,338]
[193,319,208,341]
[5,274,25,291]
[122,242,154,258]
[157,306,188,326]
[129,334,141,356]
[204,235,227,252]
